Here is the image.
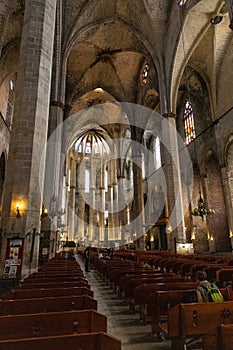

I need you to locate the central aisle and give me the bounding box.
[77,255,171,350]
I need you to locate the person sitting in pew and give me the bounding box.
[196,270,223,302]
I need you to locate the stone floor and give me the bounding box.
[77,255,171,350]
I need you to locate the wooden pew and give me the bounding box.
[21,276,88,284]
[38,268,81,272]
[0,332,121,350]
[18,281,90,289]
[216,324,233,350]
[148,290,198,340]
[96,260,133,278]
[28,271,85,278]
[165,301,233,350]
[123,276,185,312]
[0,295,97,315]
[224,286,233,301]
[2,286,94,300]
[117,272,173,299]
[135,281,198,323]
[216,268,233,287]
[0,309,107,339]
[107,268,159,287]
[203,265,230,282]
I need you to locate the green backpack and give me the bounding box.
[200,283,224,302]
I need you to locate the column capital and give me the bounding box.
[163,112,177,119]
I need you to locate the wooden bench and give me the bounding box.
[21,276,88,284]
[147,290,198,340]
[216,324,233,350]
[216,268,233,287]
[135,281,198,323]
[96,260,133,278]
[0,295,97,315]
[164,301,233,350]
[2,286,93,300]
[32,268,84,273]
[123,276,185,312]
[0,309,107,339]
[0,332,121,350]
[18,280,90,289]
[29,271,85,278]
[117,271,175,297]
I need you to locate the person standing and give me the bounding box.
[84,246,90,272]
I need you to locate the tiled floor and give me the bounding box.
[77,256,171,350]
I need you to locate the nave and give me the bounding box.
[77,255,171,350]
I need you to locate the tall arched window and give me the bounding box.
[85,168,90,193]
[177,0,187,6]
[0,153,5,209]
[6,79,15,128]
[184,101,195,145]
[142,63,149,84]
[154,137,161,169]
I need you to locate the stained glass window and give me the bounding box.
[177,0,187,6]
[184,101,195,144]
[142,63,149,84]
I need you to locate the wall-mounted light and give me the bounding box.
[41,205,48,218]
[16,204,21,219]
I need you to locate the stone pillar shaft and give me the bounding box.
[1,0,56,277]
[162,113,185,252]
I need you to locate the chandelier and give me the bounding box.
[191,191,215,221]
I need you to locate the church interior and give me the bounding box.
[0,0,233,349]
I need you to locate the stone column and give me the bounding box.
[1,0,56,277]
[117,174,126,244]
[77,158,86,243]
[99,163,106,244]
[107,184,114,240]
[131,139,146,250]
[67,157,76,241]
[113,182,119,240]
[162,113,186,252]
[43,0,63,246]
[221,165,233,237]
[89,155,97,243]
[225,0,233,30]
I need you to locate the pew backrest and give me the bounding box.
[2,286,93,300]
[0,332,121,350]
[0,295,97,315]
[0,309,107,339]
[167,301,233,337]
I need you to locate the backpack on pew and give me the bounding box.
[198,283,224,302]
